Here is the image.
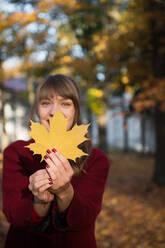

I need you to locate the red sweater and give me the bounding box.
[2,140,110,248]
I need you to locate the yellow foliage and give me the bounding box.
[122,76,129,84]
[59,56,73,64]
[52,67,73,76]
[88,88,103,98]
[93,35,109,53]
[5,11,47,28]
[132,77,165,112]
[25,12,37,23]
[87,88,105,115]
[125,86,133,94]
[118,24,128,34]
[26,111,89,162]
[100,229,110,236]
[51,0,81,10]
[38,0,52,12]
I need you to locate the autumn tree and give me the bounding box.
[103,0,165,185]
[131,0,165,185]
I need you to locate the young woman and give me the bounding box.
[2,74,110,248]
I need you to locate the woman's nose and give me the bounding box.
[49,103,58,117]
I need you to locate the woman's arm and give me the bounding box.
[2,144,33,226]
[63,150,110,231]
[33,197,51,217]
[28,169,54,217]
[51,182,74,213]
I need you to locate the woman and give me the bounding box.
[2,74,110,248]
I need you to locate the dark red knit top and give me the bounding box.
[2,140,110,248]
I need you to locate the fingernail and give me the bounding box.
[46,164,50,168]
[44,155,48,159]
[52,148,56,153]
[48,177,52,181]
[47,149,51,154]
[49,181,53,185]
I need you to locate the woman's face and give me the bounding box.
[38,94,75,131]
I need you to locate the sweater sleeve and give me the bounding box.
[31,207,45,224]
[52,150,110,231]
[2,144,33,227]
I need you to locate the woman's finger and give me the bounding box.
[44,155,57,180]
[29,169,49,183]
[34,169,48,177]
[47,148,70,174]
[55,150,73,173]
[38,183,53,193]
[33,178,52,190]
[47,150,66,174]
[34,174,50,184]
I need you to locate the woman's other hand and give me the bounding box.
[29,169,54,203]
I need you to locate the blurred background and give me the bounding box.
[0,0,165,247]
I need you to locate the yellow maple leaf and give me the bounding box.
[26,111,90,162]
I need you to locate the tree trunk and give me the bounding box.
[98,125,108,153]
[150,1,165,185]
[97,113,108,154]
[123,115,128,152]
[85,106,92,137]
[0,88,9,150]
[27,78,35,105]
[0,60,9,151]
[152,110,165,185]
[141,113,146,153]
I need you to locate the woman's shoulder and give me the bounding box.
[85,147,110,171]
[90,147,109,161]
[3,140,34,162]
[4,139,33,153]
[3,139,44,172]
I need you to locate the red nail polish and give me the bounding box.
[44,155,48,160]
[52,148,56,153]
[47,149,51,154]
[49,181,53,185]
[48,177,52,181]
[46,164,50,168]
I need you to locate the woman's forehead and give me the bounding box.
[40,93,71,101]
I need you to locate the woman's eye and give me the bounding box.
[61,102,71,106]
[41,101,50,106]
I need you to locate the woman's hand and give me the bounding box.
[44,148,74,197]
[29,169,54,203]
